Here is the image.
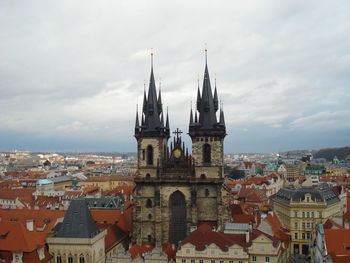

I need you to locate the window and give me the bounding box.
[145,173,151,179]
[307,232,311,239]
[148,235,152,242]
[57,255,62,263]
[294,211,298,217]
[311,212,314,217]
[142,149,145,160]
[252,256,257,261]
[307,223,310,229]
[191,260,195,263]
[200,260,204,263]
[203,143,211,163]
[148,214,152,220]
[211,261,215,263]
[182,260,186,263]
[302,233,305,240]
[219,261,224,263]
[302,212,305,218]
[79,254,85,263]
[229,261,234,263]
[68,255,73,263]
[302,222,305,229]
[205,189,210,197]
[265,257,270,262]
[146,199,152,208]
[307,212,310,218]
[306,197,310,202]
[295,222,298,229]
[200,174,206,180]
[239,261,243,263]
[147,145,153,165]
[295,233,298,240]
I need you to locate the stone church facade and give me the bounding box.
[132,53,230,246]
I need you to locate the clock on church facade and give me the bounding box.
[133,53,230,246]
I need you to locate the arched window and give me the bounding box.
[146,199,152,208]
[148,235,152,242]
[148,213,152,220]
[200,174,206,180]
[147,145,153,165]
[205,189,210,197]
[57,255,62,263]
[68,255,73,263]
[145,173,151,180]
[79,254,85,263]
[203,144,211,163]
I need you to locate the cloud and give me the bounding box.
[0,0,349,152]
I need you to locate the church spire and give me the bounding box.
[189,50,226,138]
[135,105,140,135]
[213,76,218,111]
[135,52,169,138]
[165,107,170,131]
[219,102,225,127]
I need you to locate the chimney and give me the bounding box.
[26,219,34,231]
[245,230,250,243]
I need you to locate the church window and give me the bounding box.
[145,173,151,180]
[148,213,152,220]
[142,149,145,160]
[57,255,62,263]
[146,199,152,208]
[205,189,209,197]
[203,144,211,163]
[200,174,206,180]
[68,255,73,263]
[79,254,85,263]
[147,145,153,165]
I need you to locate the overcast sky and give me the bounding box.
[0,0,349,153]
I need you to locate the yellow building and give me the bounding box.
[83,175,134,193]
[271,184,346,255]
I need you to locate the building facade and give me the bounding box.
[132,54,230,246]
[271,185,345,255]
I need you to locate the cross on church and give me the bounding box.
[173,128,183,138]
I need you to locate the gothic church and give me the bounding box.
[133,53,229,246]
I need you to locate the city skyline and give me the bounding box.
[1,1,349,152]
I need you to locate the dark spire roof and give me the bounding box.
[190,108,194,125]
[219,104,225,126]
[55,199,100,238]
[189,52,226,137]
[135,105,140,133]
[135,54,170,138]
[165,107,170,131]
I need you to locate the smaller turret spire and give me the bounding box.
[165,106,170,131]
[135,104,140,129]
[189,101,194,125]
[219,101,226,127]
[213,77,218,112]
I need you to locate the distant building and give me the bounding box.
[271,185,346,255]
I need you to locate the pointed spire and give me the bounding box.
[142,85,147,114]
[165,106,170,131]
[190,109,194,125]
[196,84,201,112]
[160,111,164,128]
[219,101,226,127]
[157,80,163,114]
[135,104,140,130]
[214,75,218,111]
[194,110,198,123]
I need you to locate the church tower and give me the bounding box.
[188,50,228,227]
[133,52,229,247]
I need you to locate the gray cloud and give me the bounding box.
[0,0,349,152]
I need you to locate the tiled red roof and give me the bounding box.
[265,212,290,245]
[0,188,35,200]
[325,229,350,263]
[180,225,279,252]
[0,221,46,252]
[128,242,154,259]
[0,208,65,233]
